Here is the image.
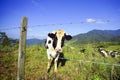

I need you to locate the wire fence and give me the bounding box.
[58,57,120,67]
[0,19,111,30]
[0,18,120,60]
[0,27,20,31]
[0,20,119,39]
[0,18,120,64]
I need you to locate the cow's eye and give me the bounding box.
[48,40,51,44]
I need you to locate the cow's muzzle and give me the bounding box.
[55,48,63,53]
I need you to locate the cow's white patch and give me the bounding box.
[101,50,108,57]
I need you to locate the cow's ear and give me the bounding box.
[65,35,72,40]
[48,33,56,38]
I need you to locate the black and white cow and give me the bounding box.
[45,30,72,73]
[110,51,120,58]
[98,48,120,58]
[98,48,109,57]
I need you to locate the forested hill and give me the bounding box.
[71,29,120,44]
[26,38,45,46]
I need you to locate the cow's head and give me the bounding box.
[48,30,72,53]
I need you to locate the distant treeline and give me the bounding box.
[0,32,18,47]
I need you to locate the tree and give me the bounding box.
[2,36,10,46]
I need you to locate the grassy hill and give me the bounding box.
[0,43,120,80]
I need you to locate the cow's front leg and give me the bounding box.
[54,59,58,73]
[54,54,59,73]
[47,58,53,73]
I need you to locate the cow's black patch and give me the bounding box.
[44,39,48,49]
[48,40,51,44]
[53,36,57,49]
[61,36,65,47]
[65,34,72,40]
[48,33,56,39]
[45,39,47,44]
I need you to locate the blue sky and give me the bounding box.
[0,0,120,39]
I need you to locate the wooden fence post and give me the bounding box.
[17,17,28,80]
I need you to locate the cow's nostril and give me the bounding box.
[55,48,62,52]
[57,49,62,53]
[58,49,62,51]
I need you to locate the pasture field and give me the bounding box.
[0,42,120,80]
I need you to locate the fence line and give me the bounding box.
[58,57,120,67]
[0,26,20,31]
[32,51,120,67]
[0,20,111,31]
[25,50,120,67]
[28,22,85,28]
[0,22,81,31]
[36,52,120,67]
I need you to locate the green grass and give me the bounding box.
[0,43,120,80]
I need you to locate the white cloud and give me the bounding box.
[86,18,109,24]
[86,18,96,23]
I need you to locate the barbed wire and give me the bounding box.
[30,49,120,67]
[27,35,46,39]
[27,51,120,67]
[0,26,20,31]
[28,22,85,28]
[58,58,120,67]
[0,20,110,31]
[36,53,120,67]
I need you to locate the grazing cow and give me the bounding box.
[45,30,72,73]
[98,48,120,58]
[98,48,109,57]
[110,51,120,58]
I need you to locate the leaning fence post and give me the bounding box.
[17,17,28,80]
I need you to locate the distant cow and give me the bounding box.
[98,48,109,57]
[110,51,120,58]
[45,30,72,73]
[98,48,120,58]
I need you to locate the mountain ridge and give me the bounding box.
[1,29,120,46]
[71,29,120,44]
